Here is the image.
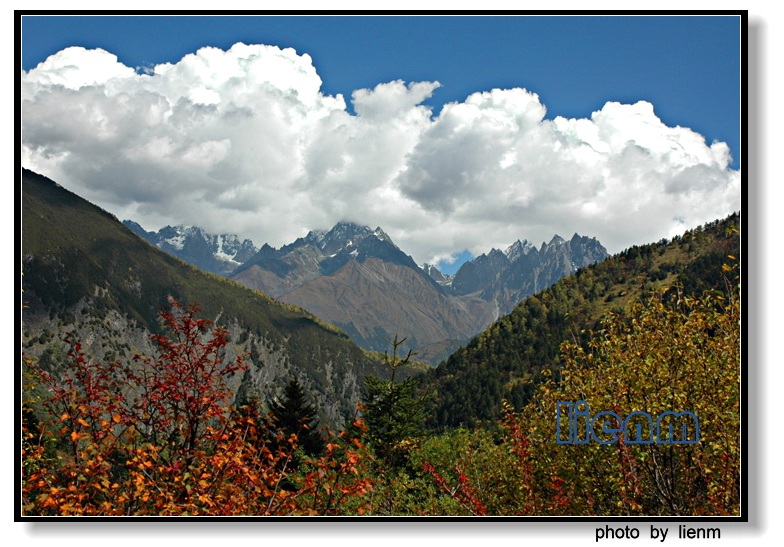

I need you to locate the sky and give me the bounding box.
[20,14,742,274]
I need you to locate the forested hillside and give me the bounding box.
[420,213,740,429]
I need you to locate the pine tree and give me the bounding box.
[268,378,325,457]
[362,335,429,469]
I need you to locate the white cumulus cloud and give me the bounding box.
[22,43,740,265]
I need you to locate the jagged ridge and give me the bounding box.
[123,220,258,276]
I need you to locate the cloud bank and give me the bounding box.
[22,43,740,265]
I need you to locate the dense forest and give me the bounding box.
[21,211,741,517]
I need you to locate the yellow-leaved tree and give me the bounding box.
[513,284,740,516]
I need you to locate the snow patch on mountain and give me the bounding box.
[122,220,258,276]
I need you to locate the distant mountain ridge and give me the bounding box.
[123,221,258,276]
[230,221,609,359]
[118,218,609,362]
[442,233,610,315]
[232,222,431,292]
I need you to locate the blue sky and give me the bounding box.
[22,15,741,167]
[20,14,742,272]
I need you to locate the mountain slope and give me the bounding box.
[419,213,741,429]
[232,222,498,354]
[280,257,498,353]
[21,169,420,427]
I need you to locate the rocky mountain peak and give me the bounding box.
[422,263,453,287]
[543,234,566,249]
[121,220,258,276]
[450,231,610,315]
[568,233,609,268]
[306,222,371,254]
[504,239,535,262]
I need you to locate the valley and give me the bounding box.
[20,168,741,517]
[128,217,610,361]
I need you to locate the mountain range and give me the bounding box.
[230,223,492,357]
[20,167,740,433]
[21,169,423,428]
[125,219,609,361]
[439,232,609,314]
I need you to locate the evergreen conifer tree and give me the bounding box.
[362,336,429,469]
[269,378,325,457]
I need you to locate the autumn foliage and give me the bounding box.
[22,271,741,516]
[21,300,372,516]
[421,284,740,516]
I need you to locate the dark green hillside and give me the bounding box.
[21,169,416,426]
[421,212,740,429]
[23,169,332,336]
